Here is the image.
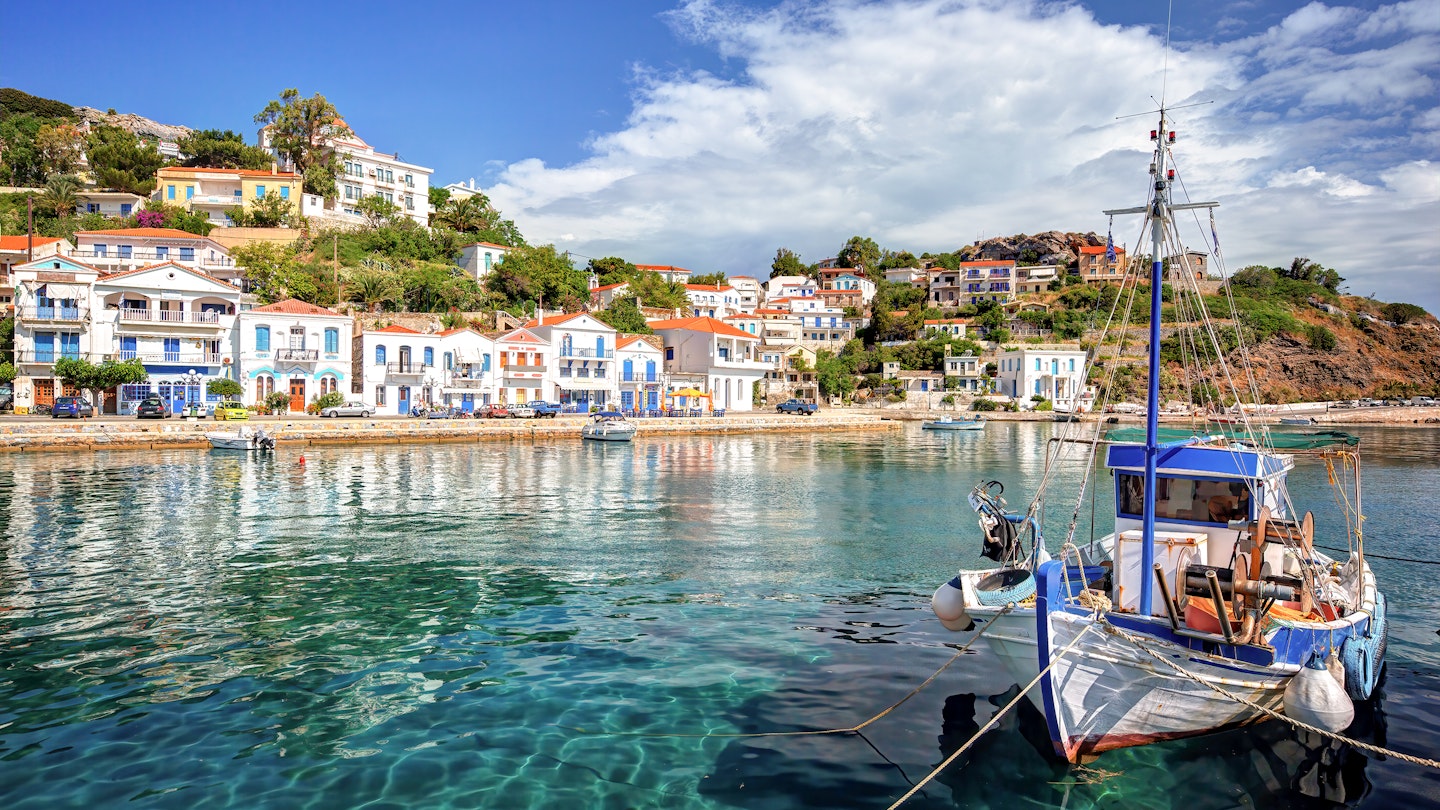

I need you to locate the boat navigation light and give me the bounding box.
[1150,129,1158,141]
[1167,169,1176,180]
[1168,131,1176,143]
[1149,162,1157,175]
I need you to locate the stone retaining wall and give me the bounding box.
[0,413,898,453]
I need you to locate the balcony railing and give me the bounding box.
[115,351,223,365]
[557,347,614,359]
[15,350,90,364]
[20,306,88,323]
[118,308,224,325]
[385,362,432,375]
[274,348,319,361]
[446,377,486,389]
[620,372,659,382]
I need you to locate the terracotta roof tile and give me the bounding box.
[647,315,757,340]
[0,236,61,251]
[250,299,342,316]
[370,324,422,334]
[77,228,213,239]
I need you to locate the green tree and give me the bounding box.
[34,122,85,176]
[688,272,726,286]
[354,194,401,228]
[431,192,524,246]
[837,236,881,274]
[770,248,808,279]
[40,173,80,219]
[592,296,653,333]
[207,378,245,398]
[0,361,15,385]
[483,245,589,313]
[1381,302,1428,324]
[587,256,639,286]
[0,114,46,185]
[87,125,167,194]
[232,241,335,305]
[345,267,403,312]
[628,270,690,310]
[814,350,857,399]
[175,129,274,170]
[53,357,147,408]
[428,186,451,211]
[254,89,351,197]
[227,191,297,227]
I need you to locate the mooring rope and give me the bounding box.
[558,605,1015,740]
[885,612,1103,809]
[1099,618,1440,770]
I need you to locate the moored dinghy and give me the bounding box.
[922,415,986,431]
[930,103,1385,763]
[206,425,276,451]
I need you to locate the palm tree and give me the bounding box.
[434,195,492,233]
[343,267,401,313]
[40,174,81,220]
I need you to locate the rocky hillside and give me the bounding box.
[964,231,1105,265]
[1245,305,1440,400]
[73,106,192,144]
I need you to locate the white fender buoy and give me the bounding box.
[1327,648,1347,689]
[1284,655,1354,732]
[932,577,972,631]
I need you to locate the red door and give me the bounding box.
[34,379,54,408]
[289,379,306,412]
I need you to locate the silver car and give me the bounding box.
[320,400,374,418]
[509,405,536,419]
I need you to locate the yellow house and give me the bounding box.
[152,166,302,227]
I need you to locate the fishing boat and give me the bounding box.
[206,426,276,451]
[930,107,1385,763]
[922,415,986,431]
[1279,417,1316,426]
[580,411,637,442]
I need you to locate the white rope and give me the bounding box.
[1101,619,1440,770]
[886,612,1103,809]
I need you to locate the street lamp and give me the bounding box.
[180,368,203,415]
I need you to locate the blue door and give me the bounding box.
[398,385,410,415]
[621,391,634,412]
[461,395,474,414]
[623,359,633,382]
[646,390,659,411]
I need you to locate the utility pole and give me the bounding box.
[27,195,34,262]
[333,232,339,308]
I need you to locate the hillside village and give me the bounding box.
[2,86,1437,417]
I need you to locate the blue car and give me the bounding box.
[52,396,95,418]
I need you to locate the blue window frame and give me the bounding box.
[186,186,194,200]
[163,338,180,362]
[120,203,132,215]
[120,336,137,358]
[119,245,132,259]
[34,333,55,363]
[179,247,194,262]
[156,246,169,260]
[256,185,266,199]
[482,353,491,372]
[280,187,290,200]
[443,352,453,370]
[1034,358,1041,371]
[167,185,176,200]
[596,336,605,357]
[423,347,434,367]
[375,345,386,365]
[94,244,107,257]
[255,326,270,352]
[324,328,338,354]
[646,360,656,381]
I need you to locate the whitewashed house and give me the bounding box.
[359,324,445,415]
[524,312,618,410]
[615,334,665,413]
[237,299,352,411]
[436,327,496,414]
[996,345,1089,410]
[684,283,742,319]
[267,124,432,226]
[635,264,692,284]
[727,276,763,312]
[650,316,767,412]
[457,242,511,282]
[943,351,984,392]
[493,327,552,406]
[765,275,816,301]
[9,256,102,413]
[71,228,241,284]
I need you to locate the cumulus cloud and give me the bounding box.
[485,0,1440,313]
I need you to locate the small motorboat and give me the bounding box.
[1279,417,1316,425]
[922,415,985,431]
[207,426,276,451]
[581,412,637,442]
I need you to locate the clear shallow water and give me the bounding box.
[1,425,1437,809]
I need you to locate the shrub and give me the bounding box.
[971,398,999,411]
[306,391,345,414]
[1382,302,1428,324]
[262,391,291,414]
[1306,323,1338,352]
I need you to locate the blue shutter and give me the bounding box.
[325,329,338,353]
[375,345,387,365]
[623,359,633,380]
[256,326,270,352]
[482,353,491,372]
[596,336,605,357]
[423,347,434,366]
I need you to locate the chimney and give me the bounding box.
[271,161,278,175]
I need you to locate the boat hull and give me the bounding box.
[922,420,985,431]
[581,424,637,442]
[205,431,273,451]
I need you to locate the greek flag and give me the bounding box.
[1210,210,1220,254]
[1105,230,1116,263]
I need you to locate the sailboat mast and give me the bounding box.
[1139,111,1169,614]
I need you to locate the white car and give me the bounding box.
[321,401,374,418]
[508,405,536,419]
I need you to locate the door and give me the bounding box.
[34,379,55,408]
[289,378,306,413]
[398,385,410,415]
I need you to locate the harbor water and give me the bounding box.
[1,424,1437,808]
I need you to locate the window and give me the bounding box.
[167,185,176,200]
[94,244,107,257]
[376,385,386,406]
[375,345,387,365]
[256,185,266,199]
[163,338,180,363]
[86,203,99,213]
[186,186,194,200]
[1117,475,1252,525]
[404,174,413,187]
[234,188,242,198]
[324,328,338,354]
[179,247,194,262]
[596,336,605,357]
[119,245,132,259]
[423,347,434,367]
[666,348,674,361]
[280,187,290,200]
[443,352,453,370]
[255,326,270,352]
[1034,358,1041,371]
[156,246,169,260]
[404,195,414,210]
[1068,358,1076,372]
[482,353,491,372]
[120,203,132,216]
[256,374,274,400]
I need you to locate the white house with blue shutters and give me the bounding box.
[615,334,665,414]
[522,312,618,410]
[237,300,352,412]
[435,327,497,414]
[359,324,447,415]
[995,345,1088,410]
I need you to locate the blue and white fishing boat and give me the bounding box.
[931,107,1385,762]
[922,415,986,431]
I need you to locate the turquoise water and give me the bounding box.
[1,424,1437,808]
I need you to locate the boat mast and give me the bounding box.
[1139,111,1168,615]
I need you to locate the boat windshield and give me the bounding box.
[1116,473,1251,524]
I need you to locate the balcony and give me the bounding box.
[20,305,88,323]
[620,372,659,382]
[273,348,319,361]
[557,347,614,359]
[115,351,223,366]
[14,350,93,365]
[385,362,433,376]
[117,308,227,329]
[446,377,486,389]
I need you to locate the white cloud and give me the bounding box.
[486,0,1440,313]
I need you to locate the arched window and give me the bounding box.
[255,374,274,400]
[320,376,337,395]
[375,345,386,365]
[255,326,270,352]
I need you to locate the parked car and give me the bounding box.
[1410,396,1437,407]
[51,396,95,419]
[213,400,249,421]
[135,395,170,419]
[509,405,537,419]
[775,398,818,415]
[426,407,459,419]
[320,400,374,418]
[527,401,562,418]
[477,404,511,419]
[1359,398,1381,407]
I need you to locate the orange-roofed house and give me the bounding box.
[261,124,432,227]
[633,264,691,284]
[360,323,446,415]
[72,228,240,283]
[1075,245,1129,283]
[615,333,665,413]
[238,299,352,412]
[1,236,72,308]
[152,166,302,227]
[522,312,618,409]
[649,316,767,412]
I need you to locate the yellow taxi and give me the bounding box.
[213,400,250,421]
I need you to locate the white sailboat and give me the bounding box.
[931,107,1385,762]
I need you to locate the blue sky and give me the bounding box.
[3,0,1437,313]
